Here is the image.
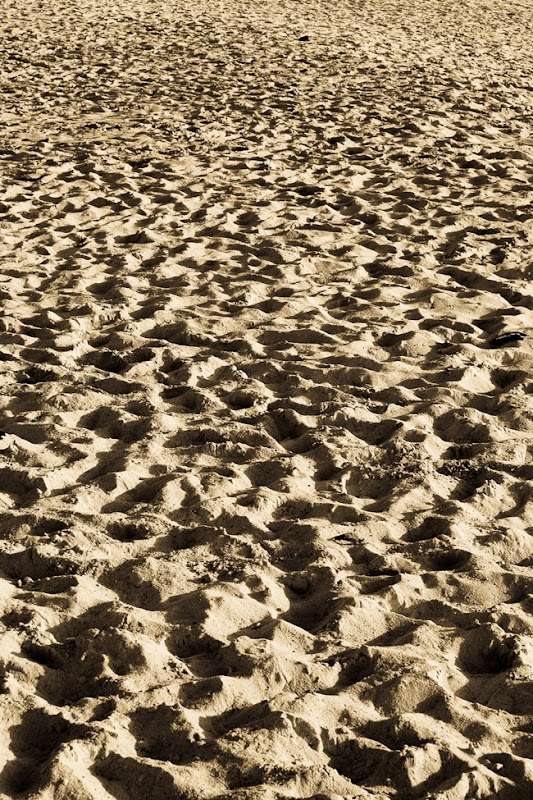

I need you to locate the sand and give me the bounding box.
[1,0,533,796]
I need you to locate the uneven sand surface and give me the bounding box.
[1,0,533,797]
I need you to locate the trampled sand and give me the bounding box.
[1,0,533,797]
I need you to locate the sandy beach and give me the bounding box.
[1,0,533,796]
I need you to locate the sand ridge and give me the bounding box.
[1,0,533,797]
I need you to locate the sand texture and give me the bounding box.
[1,0,533,796]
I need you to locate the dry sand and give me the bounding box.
[1,0,533,796]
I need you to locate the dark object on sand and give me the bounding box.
[299,35,309,41]
[489,331,526,348]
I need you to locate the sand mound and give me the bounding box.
[1,0,533,796]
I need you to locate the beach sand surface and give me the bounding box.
[1,0,533,797]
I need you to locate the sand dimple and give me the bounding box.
[1,0,533,797]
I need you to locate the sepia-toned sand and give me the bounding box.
[1,0,533,796]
